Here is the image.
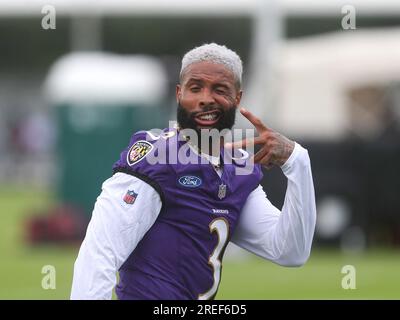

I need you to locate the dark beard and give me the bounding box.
[176,103,237,134]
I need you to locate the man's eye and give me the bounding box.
[190,87,201,92]
[215,89,227,95]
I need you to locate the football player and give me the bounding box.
[71,43,316,300]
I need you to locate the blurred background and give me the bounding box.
[1,0,400,299]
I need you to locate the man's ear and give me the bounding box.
[235,90,243,106]
[176,84,182,104]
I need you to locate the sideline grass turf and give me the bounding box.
[1,186,399,300]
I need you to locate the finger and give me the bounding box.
[258,151,274,168]
[225,136,264,149]
[240,107,269,133]
[253,146,269,163]
[264,163,274,170]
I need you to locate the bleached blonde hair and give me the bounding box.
[180,43,243,88]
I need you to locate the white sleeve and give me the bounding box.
[70,172,162,300]
[231,142,317,267]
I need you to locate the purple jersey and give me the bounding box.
[112,128,262,300]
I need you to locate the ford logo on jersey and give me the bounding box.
[178,175,202,188]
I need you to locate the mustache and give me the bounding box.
[190,105,224,118]
[177,102,237,132]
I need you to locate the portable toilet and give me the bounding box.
[44,52,168,218]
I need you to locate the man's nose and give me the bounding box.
[198,89,216,107]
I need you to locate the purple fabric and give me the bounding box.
[112,128,262,300]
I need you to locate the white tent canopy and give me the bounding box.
[276,28,400,140]
[44,53,167,105]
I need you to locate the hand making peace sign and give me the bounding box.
[226,108,295,169]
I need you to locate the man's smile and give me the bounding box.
[193,110,222,127]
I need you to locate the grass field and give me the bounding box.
[1,186,400,300]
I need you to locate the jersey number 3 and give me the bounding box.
[198,218,229,300]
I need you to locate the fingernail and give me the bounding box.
[240,107,247,113]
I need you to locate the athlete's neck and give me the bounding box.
[188,137,224,158]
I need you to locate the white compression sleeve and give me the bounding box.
[70,172,162,299]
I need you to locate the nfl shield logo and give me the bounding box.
[218,184,227,199]
[123,190,138,205]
